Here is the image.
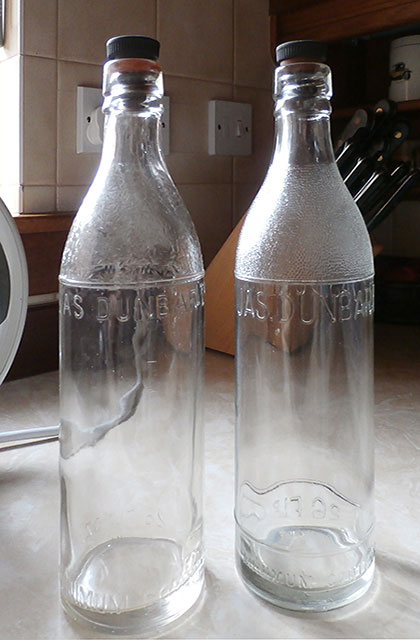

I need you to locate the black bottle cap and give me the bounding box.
[106,35,160,61]
[276,40,327,65]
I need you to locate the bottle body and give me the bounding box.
[59,44,205,634]
[235,277,374,611]
[235,60,375,611]
[60,279,204,632]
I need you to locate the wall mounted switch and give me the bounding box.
[76,87,170,155]
[208,100,252,156]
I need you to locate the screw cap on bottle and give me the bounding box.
[106,35,160,61]
[276,40,327,65]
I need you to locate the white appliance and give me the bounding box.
[0,198,27,383]
[0,200,58,444]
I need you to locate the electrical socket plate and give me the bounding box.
[76,87,170,155]
[76,87,103,154]
[208,100,252,156]
[161,96,170,156]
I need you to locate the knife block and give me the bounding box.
[205,216,313,356]
[205,217,244,356]
[205,226,314,357]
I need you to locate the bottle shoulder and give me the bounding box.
[235,164,374,283]
[60,170,204,285]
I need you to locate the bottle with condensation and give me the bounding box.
[235,40,375,612]
[59,35,205,635]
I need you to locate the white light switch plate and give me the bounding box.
[208,100,252,156]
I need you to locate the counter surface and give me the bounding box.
[0,324,419,639]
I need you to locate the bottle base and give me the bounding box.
[236,526,375,612]
[61,536,204,636]
[62,567,204,636]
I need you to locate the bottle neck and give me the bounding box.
[101,110,162,168]
[272,62,335,166]
[99,57,164,169]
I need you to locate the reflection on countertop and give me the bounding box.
[0,323,419,639]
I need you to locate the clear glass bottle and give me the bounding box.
[235,41,375,611]
[59,36,205,635]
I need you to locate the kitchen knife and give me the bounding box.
[336,127,371,177]
[345,120,410,194]
[370,99,397,137]
[342,115,410,193]
[337,100,400,182]
[345,150,386,194]
[363,163,410,219]
[353,164,389,214]
[335,108,374,154]
[367,169,420,231]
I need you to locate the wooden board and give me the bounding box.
[269,0,420,42]
[204,216,245,355]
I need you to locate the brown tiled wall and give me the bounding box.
[0,0,275,265]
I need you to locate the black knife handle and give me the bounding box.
[354,167,388,214]
[344,156,371,190]
[367,170,420,231]
[335,108,373,154]
[371,99,397,137]
[364,163,410,221]
[336,127,371,176]
[346,151,387,195]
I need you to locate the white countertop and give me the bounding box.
[0,324,419,639]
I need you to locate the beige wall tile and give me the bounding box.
[57,60,102,186]
[167,153,232,185]
[23,0,57,58]
[22,185,56,212]
[393,202,420,258]
[178,184,232,266]
[164,75,232,155]
[0,185,22,215]
[234,0,273,89]
[233,86,273,185]
[4,0,277,270]
[57,185,89,212]
[0,55,21,187]
[158,0,233,82]
[22,55,57,185]
[0,0,21,61]
[58,0,157,64]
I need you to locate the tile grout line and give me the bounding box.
[26,55,270,93]
[231,0,236,231]
[55,2,59,210]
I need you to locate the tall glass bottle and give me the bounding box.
[59,36,205,634]
[235,41,375,611]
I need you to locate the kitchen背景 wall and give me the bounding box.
[0,0,274,266]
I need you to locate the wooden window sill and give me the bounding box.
[14,212,75,234]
